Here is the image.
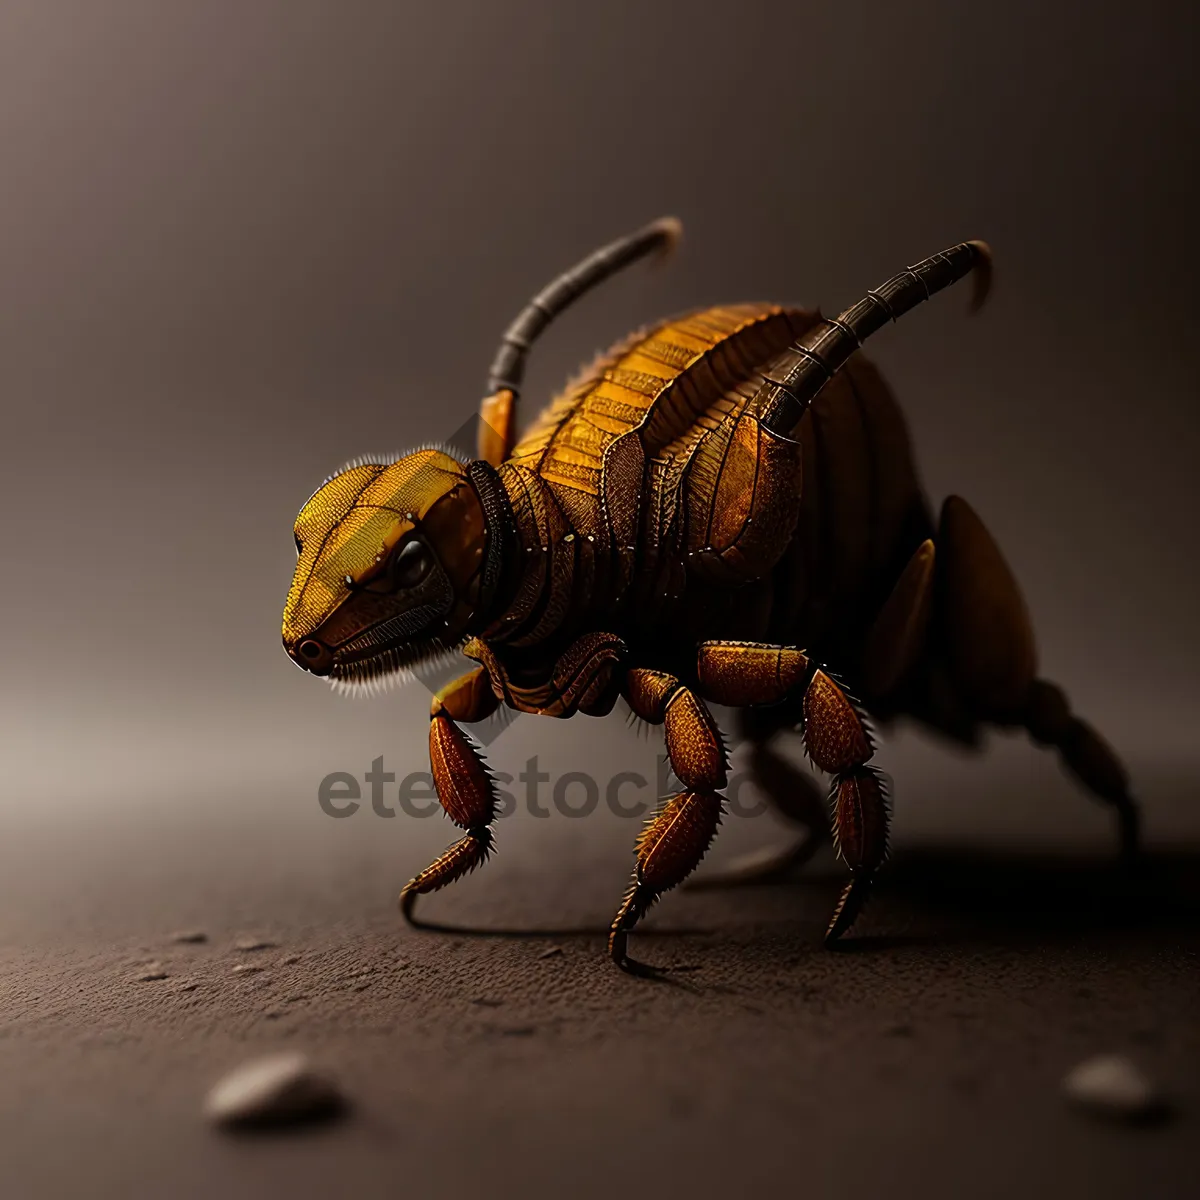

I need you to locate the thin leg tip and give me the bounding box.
[824,874,872,947]
[398,887,420,925]
[615,955,671,979]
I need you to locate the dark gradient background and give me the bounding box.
[1,3,1198,1198]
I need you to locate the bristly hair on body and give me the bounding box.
[324,442,467,486]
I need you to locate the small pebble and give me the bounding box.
[170,931,208,945]
[232,964,265,975]
[136,963,169,982]
[279,954,301,965]
[204,1052,344,1128]
[1062,1054,1166,1122]
[235,937,277,952]
[538,946,563,959]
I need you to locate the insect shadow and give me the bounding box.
[874,846,1200,936]
[403,844,1200,956]
[404,914,708,941]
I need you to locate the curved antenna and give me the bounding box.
[486,216,682,400]
[757,239,993,437]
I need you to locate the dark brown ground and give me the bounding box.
[3,751,1197,1200]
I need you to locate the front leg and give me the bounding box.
[399,668,501,924]
[613,669,728,974]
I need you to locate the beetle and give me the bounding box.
[281,218,1137,974]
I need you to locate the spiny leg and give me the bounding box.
[616,669,727,974]
[610,790,725,977]
[802,669,891,944]
[695,640,891,942]
[688,642,830,887]
[399,668,501,924]
[685,704,830,889]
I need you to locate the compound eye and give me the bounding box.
[393,539,433,588]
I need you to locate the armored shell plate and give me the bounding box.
[511,304,812,483]
[497,304,930,655]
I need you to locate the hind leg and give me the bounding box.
[937,495,1139,857]
[1022,679,1139,860]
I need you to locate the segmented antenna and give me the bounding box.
[486,216,682,400]
[757,240,992,437]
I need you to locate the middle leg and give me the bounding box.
[615,669,728,974]
[685,700,831,889]
[696,641,891,944]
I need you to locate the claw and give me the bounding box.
[398,829,493,928]
[398,885,420,925]
[608,927,671,978]
[824,872,873,946]
[617,955,672,979]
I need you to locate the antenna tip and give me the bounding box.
[966,239,993,313]
[652,215,684,258]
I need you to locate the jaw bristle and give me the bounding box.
[327,635,465,698]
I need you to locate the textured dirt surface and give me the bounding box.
[2,773,1197,1200]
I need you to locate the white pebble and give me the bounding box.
[204,1052,343,1128]
[1062,1054,1163,1120]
